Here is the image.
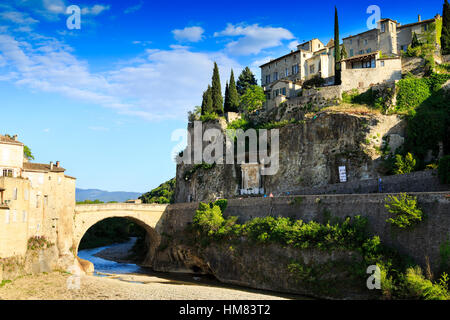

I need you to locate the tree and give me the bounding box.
[201,85,213,115]
[441,0,450,55]
[239,85,266,113]
[211,62,224,115]
[236,67,257,96]
[24,145,34,161]
[228,69,240,112]
[411,32,421,48]
[341,44,348,59]
[224,81,230,113]
[394,153,417,174]
[334,6,342,85]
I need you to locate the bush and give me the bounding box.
[140,178,176,204]
[396,78,431,112]
[394,153,417,174]
[438,156,450,184]
[385,193,424,229]
[303,76,325,89]
[402,266,449,300]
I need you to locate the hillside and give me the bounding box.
[76,188,142,203]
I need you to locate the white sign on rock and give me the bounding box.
[339,166,347,182]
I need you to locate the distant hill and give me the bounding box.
[76,188,142,203]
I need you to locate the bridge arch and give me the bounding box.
[73,203,168,267]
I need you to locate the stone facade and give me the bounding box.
[0,135,75,264]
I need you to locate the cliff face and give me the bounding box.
[174,111,406,202]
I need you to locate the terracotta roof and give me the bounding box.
[397,18,435,29]
[23,162,66,173]
[343,28,377,40]
[342,51,379,62]
[0,135,23,146]
[259,50,300,67]
[64,175,76,180]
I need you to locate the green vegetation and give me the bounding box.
[27,236,53,251]
[211,62,224,115]
[76,199,118,205]
[441,0,450,55]
[201,85,214,115]
[190,202,449,299]
[23,145,34,161]
[394,153,417,175]
[79,217,145,251]
[236,67,258,96]
[440,238,450,273]
[384,193,424,229]
[224,69,240,113]
[438,156,450,184]
[334,6,341,85]
[239,85,266,113]
[341,88,389,113]
[302,76,325,89]
[139,178,176,204]
[0,280,12,287]
[227,117,303,131]
[183,163,215,181]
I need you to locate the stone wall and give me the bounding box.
[341,58,402,92]
[156,192,450,275]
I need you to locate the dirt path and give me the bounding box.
[0,272,298,300]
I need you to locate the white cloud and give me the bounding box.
[0,32,241,121]
[0,11,39,25]
[172,26,205,43]
[81,4,110,16]
[288,40,299,50]
[214,23,294,56]
[124,1,144,14]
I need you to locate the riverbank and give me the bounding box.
[93,237,138,263]
[0,272,296,300]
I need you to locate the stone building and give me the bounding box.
[0,135,75,259]
[260,14,442,110]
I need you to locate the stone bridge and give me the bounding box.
[73,203,168,266]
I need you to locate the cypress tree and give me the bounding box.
[334,6,341,85]
[228,69,240,112]
[441,0,450,55]
[341,45,348,59]
[411,32,421,48]
[211,62,224,115]
[224,81,230,113]
[201,85,213,115]
[236,67,257,96]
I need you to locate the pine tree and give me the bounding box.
[441,0,450,55]
[411,32,421,48]
[341,45,348,59]
[236,67,257,96]
[334,6,342,85]
[224,81,230,113]
[211,62,224,115]
[228,69,240,112]
[201,85,213,115]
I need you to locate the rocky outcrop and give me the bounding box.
[174,111,406,202]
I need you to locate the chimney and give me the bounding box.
[418,15,421,22]
[13,135,18,141]
[50,161,54,170]
[56,161,60,168]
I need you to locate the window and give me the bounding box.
[401,45,407,52]
[381,61,385,67]
[24,189,29,201]
[349,39,352,44]
[292,64,299,74]
[266,92,271,100]
[265,75,271,84]
[13,188,18,200]
[3,169,12,177]
[350,49,354,57]
[273,72,278,81]
[423,24,428,32]
[364,39,368,45]
[366,48,372,53]
[381,23,386,33]
[285,68,289,77]
[5,210,10,224]
[309,64,315,74]
[282,87,286,96]
[22,211,27,222]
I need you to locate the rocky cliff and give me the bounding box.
[174,110,406,202]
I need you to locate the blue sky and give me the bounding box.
[0,0,445,193]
